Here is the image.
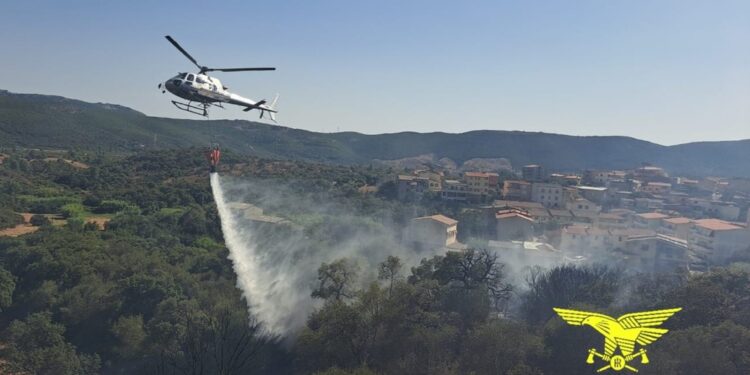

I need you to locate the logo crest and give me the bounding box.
[553,307,681,372]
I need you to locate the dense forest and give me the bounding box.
[0,148,748,374]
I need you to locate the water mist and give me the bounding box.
[210,173,293,335]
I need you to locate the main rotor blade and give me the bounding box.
[165,35,202,70]
[207,67,276,72]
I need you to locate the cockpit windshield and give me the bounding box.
[186,74,195,82]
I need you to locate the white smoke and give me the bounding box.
[210,173,441,336]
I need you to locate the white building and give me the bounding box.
[576,186,609,204]
[707,201,741,221]
[660,217,692,241]
[567,197,601,214]
[531,183,564,208]
[406,214,459,249]
[634,212,669,229]
[690,219,750,265]
[641,182,672,195]
[441,180,468,201]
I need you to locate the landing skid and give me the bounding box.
[171,100,227,117]
[172,100,208,116]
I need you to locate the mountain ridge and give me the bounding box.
[1,89,748,177]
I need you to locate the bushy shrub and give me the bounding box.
[25,196,79,213]
[30,214,52,227]
[0,209,23,229]
[61,203,87,219]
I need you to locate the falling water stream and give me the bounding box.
[210,173,289,334]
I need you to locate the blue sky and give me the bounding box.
[1,0,748,145]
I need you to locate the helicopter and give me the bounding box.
[158,35,278,121]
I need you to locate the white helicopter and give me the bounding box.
[158,35,278,121]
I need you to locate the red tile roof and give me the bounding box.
[663,217,691,224]
[599,213,625,220]
[465,172,499,177]
[418,214,458,226]
[496,209,534,222]
[637,212,669,220]
[694,219,742,231]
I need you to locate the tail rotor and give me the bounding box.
[260,93,279,122]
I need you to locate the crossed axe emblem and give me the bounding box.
[586,348,650,372]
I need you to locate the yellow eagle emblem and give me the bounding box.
[553,307,681,372]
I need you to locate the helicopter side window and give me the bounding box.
[196,76,206,84]
[186,74,195,82]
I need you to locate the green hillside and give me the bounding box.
[1,89,749,177]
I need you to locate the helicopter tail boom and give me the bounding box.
[238,94,279,122]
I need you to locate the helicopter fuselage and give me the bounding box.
[163,72,226,103]
[160,72,275,117]
[160,35,278,119]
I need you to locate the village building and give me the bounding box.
[690,218,750,265]
[641,182,672,195]
[397,175,430,200]
[607,179,634,192]
[440,180,468,201]
[567,197,601,214]
[502,180,532,201]
[526,206,552,224]
[522,164,545,182]
[558,225,688,272]
[463,171,499,198]
[576,186,608,204]
[706,201,741,221]
[596,212,630,229]
[548,208,575,225]
[634,166,668,179]
[549,173,581,186]
[582,170,609,186]
[531,182,564,208]
[559,225,613,256]
[634,212,670,229]
[495,208,534,241]
[487,240,562,268]
[413,170,443,191]
[660,217,692,240]
[492,200,545,210]
[634,197,664,212]
[406,214,459,249]
[618,233,690,273]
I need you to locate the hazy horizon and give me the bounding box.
[6,87,750,148]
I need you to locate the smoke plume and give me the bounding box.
[210,173,441,336]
